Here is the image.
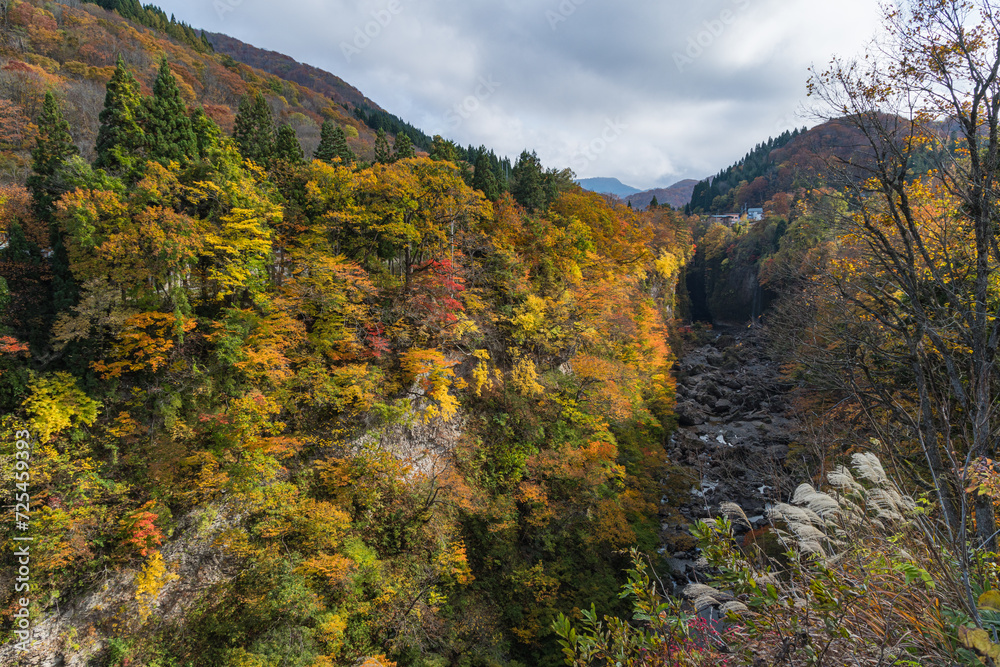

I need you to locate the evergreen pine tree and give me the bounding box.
[314,120,337,163]
[649,195,659,209]
[145,57,197,165]
[94,55,146,176]
[493,156,508,192]
[27,91,78,219]
[473,152,500,201]
[233,91,275,166]
[391,132,415,161]
[274,123,304,164]
[374,128,391,164]
[191,107,221,159]
[430,135,459,162]
[332,125,354,164]
[49,227,78,315]
[510,150,545,211]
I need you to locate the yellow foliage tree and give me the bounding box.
[23,371,101,442]
[400,348,465,422]
[134,550,178,623]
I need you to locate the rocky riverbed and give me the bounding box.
[660,326,800,580]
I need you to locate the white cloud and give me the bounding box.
[158,0,881,190]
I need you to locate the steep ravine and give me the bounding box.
[659,327,800,581]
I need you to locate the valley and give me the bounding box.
[659,326,800,584]
[0,0,999,665]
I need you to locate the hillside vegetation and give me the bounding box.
[0,2,697,665]
[5,1,1000,666]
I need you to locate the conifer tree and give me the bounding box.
[314,120,337,163]
[28,91,78,219]
[94,55,146,176]
[274,123,304,164]
[233,91,275,166]
[493,155,509,192]
[191,107,221,159]
[510,150,545,211]
[145,58,197,165]
[29,93,81,321]
[392,132,415,161]
[332,125,354,165]
[374,128,391,164]
[473,152,500,201]
[430,135,459,162]
[649,195,659,209]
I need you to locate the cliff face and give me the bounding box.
[1,503,241,666]
[2,398,465,667]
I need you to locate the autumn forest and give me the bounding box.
[2,0,1000,666]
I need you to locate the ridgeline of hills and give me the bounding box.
[576,177,699,210]
[575,177,641,197]
[202,31,377,112]
[683,123,881,215]
[625,179,699,210]
[204,31,436,151]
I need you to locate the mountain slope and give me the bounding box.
[576,177,641,197]
[626,179,699,210]
[0,0,397,169]
[0,3,694,666]
[203,32,435,150]
[685,122,876,215]
[203,31,377,111]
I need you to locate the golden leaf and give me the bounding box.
[979,590,1000,611]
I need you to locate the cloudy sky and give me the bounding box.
[155,0,882,190]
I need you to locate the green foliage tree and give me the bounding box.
[332,125,353,165]
[392,131,416,161]
[233,91,275,166]
[313,120,337,163]
[374,128,391,164]
[28,91,78,219]
[472,151,500,201]
[190,107,222,159]
[94,55,146,177]
[144,58,198,165]
[429,135,459,163]
[274,123,304,165]
[510,149,545,211]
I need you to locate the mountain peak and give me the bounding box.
[575,177,641,197]
[625,180,700,210]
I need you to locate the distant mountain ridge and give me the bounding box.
[576,178,699,209]
[576,177,641,197]
[626,180,699,210]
